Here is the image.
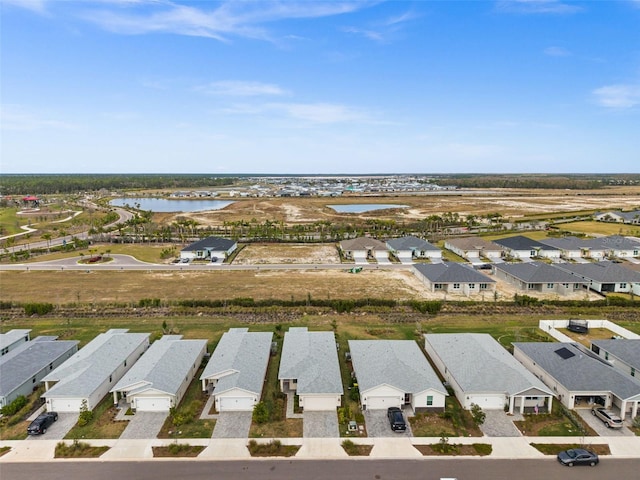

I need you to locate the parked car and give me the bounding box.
[387,406,406,432]
[557,448,599,467]
[27,411,58,435]
[591,407,623,428]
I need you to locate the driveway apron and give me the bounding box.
[26,413,79,441]
[480,410,522,437]
[212,411,253,439]
[303,411,339,438]
[364,410,412,438]
[120,412,167,439]
[576,408,634,437]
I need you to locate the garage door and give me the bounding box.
[366,396,401,410]
[135,397,171,412]
[375,251,391,264]
[303,396,336,411]
[49,398,84,413]
[219,396,254,411]
[353,252,368,265]
[468,395,504,410]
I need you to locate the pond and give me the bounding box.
[327,204,409,213]
[109,197,235,213]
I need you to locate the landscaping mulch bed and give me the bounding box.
[152,445,205,457]
[342,442,373,456]
[414,443,492,456]
[54,442,110,458]
[530,443,611,456]
[0,447,12,457]
[247,440,300,457]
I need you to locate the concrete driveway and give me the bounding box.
[211,411,253,439]
[119,412,167,439]
[26,413,79,441]
[479,410,522,437]
[303,411,339,438]
[577,409,634,437]
[364,409,412,438]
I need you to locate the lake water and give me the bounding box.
[327,204,409,213]
[109,198,235,212]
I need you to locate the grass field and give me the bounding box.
[22,243,178,264]
[556,221,640,236]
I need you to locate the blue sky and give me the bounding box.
[1,0,639,174]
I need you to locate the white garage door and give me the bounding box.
[303,396,336,411]
[366,396,401,410]
[49,398,84,413]
[375,251,391,264]
[468,395,504,410]
[353,252,368,264]
[219,396,254,411]
[135,397,171,412]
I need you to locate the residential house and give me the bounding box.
[42,329,150,412]
[591,235,640,259]
[200,328,272,412]
[513,342,640,420]
[556,261,640,295]
[180,236,237,261]
[0,329,31,356]
[538,236,607,261]
[278,327,343,411]
[0,336,78,408]
[348,340,446,412]
[444,237,505,263]
[493,262,585,296]
[413,263,496,296]
[111,335,207,412]
[493,235,561,260]
[594,210,640,225]
[424,334,553,413]
[591,339,640,379]
[386,236,441,262]
[339,236,388,263]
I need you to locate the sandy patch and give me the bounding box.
[233,243,341,264]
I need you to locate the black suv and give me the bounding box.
[27,412,58,435]
[387,407,406,432]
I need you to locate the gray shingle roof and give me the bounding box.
[513,342,640,400]
[348,340,446,395]
[182,236,236,252]
[445,237,504,252]
[414,262,496,283]
[42,329,150,398]
[494,261,584,283]
[590,339,640,371]
[539,235,640,252]
[0,329,31,350]
[339,236,387,251]
[0,337,78,398]
[556,261,640,283]
[538,236,595,250]
[424,334,552,395]
[387,236,439,251]
[111,336,206,397]
[590,235,640,250]
[494,235,559,251]
[200,328,272,396]
[279,328,343,395]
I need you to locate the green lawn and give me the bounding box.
[558,220,640,237]
[65,396,128,439]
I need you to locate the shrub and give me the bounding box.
[470,403,486,426]
[77,399,94,427]
[253,402,269,424]
[24,302,54,316]
[0,396,27,416]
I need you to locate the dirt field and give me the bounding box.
[233,243,341,264]
[164,188,640,228]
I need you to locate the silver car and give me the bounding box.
[591,407,623,428]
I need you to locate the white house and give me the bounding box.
[348,340,447,412]
[492,262,585,296]
[556,261,640,294]
[590,339,640,379]
[339,236,388,263]
[42,329,150,412]
[278,327,343,411]
[110,335,207,412]
[493,235,561,260]
[413,262,496,296]
[200,328,272,412]
[0,329,31,356]
[180,236,237,261]
[594,210,640,225]
[0,336,78,408]
[386,236,441,262]
[424,333,554,413]
[444,237,504,263]
[513,342,640,420]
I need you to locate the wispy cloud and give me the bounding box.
[592,84,640,109]
[268,102,367,123]
[342,8,418,42]
[2,0,48,14]
[0,105,78,131]
[196,81,288,97]
[544,46,571,56]
[496,0,583,14]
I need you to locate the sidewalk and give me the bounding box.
[2,435,639,462]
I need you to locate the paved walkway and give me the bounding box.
[480,410,523,437]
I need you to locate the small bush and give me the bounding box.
[0,396,27,416]
[253,402,269,424]
[24,302,54,316]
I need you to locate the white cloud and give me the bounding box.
[592,84,640,109]
[342,8,417,42]
[1,0,48,14]
[0,105,78,131]
[196,81,288,97]
[544,46,571,56]
[496,0,583,14]
[269,102,367,123]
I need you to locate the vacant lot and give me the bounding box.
[557,220,640,236]
[233,243,341,264]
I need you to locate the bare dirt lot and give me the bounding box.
[233,243,341,264]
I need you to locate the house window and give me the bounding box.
[530,250,536,256]
[480,283,488,290]
[605,352,609,361]
[468,283,475,289]
[434,284,443,290]
[527,283,535,289]
[631,367,635,377]
[109,375,112,382]
[453,283,460,289]
[547,283,554,289]
[32,377,36,383]
[124,360,127,367]
[426,396,433,406]
[49,363,53,370]
[634,250,638,256]
[620,283,627,289]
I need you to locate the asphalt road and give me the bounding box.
[0,458,635,480]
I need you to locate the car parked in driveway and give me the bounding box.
[387,407,406,432]
[591,407,623,428]
[27,412,58,435]
[557,448,599,467]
